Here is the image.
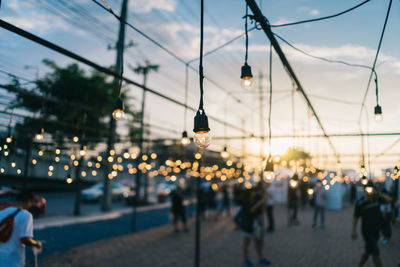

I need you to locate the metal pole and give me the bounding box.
[141,72,148,203]
[102,0,128,212]
[195,149,203,267]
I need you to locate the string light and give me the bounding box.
[240,4,253,90]
[181,131,190,146]
[112,97,124,120]
[35,128,44,141]
[220,146,229,159]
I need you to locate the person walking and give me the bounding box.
[265,182,275,232]
[312,181,326,228]
[379,188,392,244]
[0,191,42,267]
[351,181,392,267]
[219,184,231,217]
[170,186,188,233]
[238,189,271,266]
[288,174,300,226]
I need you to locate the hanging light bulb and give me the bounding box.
[181,131,190,146]
[374,104,382,122]
[240,63,253,90]
[112,97,124,120]
[5,135,12,144]
[193,110,211,148]
[263,157,275,182]
[35,128,44,141]
[220,146,229,159]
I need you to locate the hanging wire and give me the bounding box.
[358,0,392,122]
[374,74,379,105]
[271,0,372,27]
[198,0,205,111]
[363,106,372,178]
[183,64,189,130]
[267,43,272,158]
[244,4,249,64]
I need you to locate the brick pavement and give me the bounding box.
[41,205,400,267]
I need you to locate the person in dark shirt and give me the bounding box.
[170,186,188,233]
[351,181,392,267]
[240,188,270,266]
[288,174,300,226]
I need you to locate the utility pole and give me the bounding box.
[101,0,128,212]
[131,61,159,204]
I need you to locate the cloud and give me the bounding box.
[130,0,176,13]
[309,9,320,16]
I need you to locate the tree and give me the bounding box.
[282,147,311,162]
[6,59,138,215]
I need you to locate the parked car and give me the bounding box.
[82,182,130,202]
[0,187,46,217]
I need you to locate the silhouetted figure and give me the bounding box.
[351,182,357,204]
[352,181,392,267]
[312,181,326,228]
[170,186,188,232]
[265,182,275,232]
[237,189,271,266]
[288,174,300,226]
[219,184,231,216]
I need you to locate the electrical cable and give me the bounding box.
[244,4,249,64]
[199,0,204,111]
[274,33,374,71]
[267,43,272,158]
[358,0,392,122]
[271,0,372,27]
[91,0,252,110]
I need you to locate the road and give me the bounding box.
[27,194,195,266]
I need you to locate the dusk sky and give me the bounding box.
[1,0,399,174]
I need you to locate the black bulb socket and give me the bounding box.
[113,97,124,111]
[374,104,382,115]
[193,110,210,133]
[241,63,253,79]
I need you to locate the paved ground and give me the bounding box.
[39,204,400,267]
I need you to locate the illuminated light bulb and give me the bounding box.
[307,188,314,195]
[73,136,79,143]
[32,159,37,165]
[324,185,330,190]
[97,156,102,162]
[38,150,43,157]
[55,157,60,162]
[151,153,157,159]
[142,155,148,161]
[6,136,12,143]
[240,63,253,90]
[73,160,79,166]
[3,145,7,150]
[374,104,382,122]
[365,186,374,195]
[11,162,16,168]
[49,165,54,171]
[226,160,233,167]
[110,150,115,156]
[112,97,124,121]
[92,170,97,176]
[4,151,8,157]
[193,110,211,148]
[221,146,229,159]
[290,179,298,188]
[80,150,86,156]
[195,153,201,160]
[361,177,368,186]
[0,168,4,173]
[81,171,86,177]
[48,171,53,176]
[130,153,137,159]
[64,165,69,171]
[87,162,93,167]
[56,149,61,154]
[66,177,73,184]
[181,131,190,146]
[35,128,44,141]
[16,169,21,175]
[123,152,130,159]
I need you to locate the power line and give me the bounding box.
[91,0,253,110]
[270,0,372,27]
[0,19,250,135]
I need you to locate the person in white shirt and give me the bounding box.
[265,182,275,232]
[0,191,42,267]
[312,181,327,228]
